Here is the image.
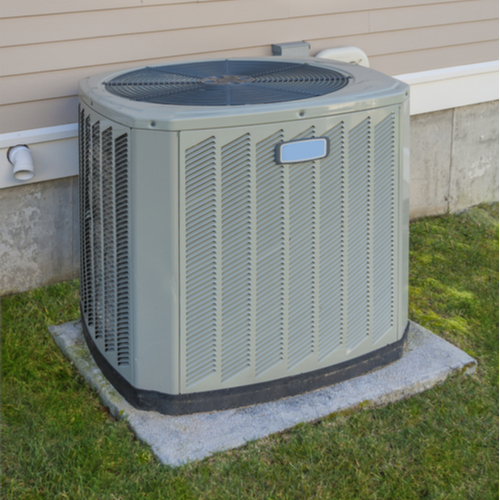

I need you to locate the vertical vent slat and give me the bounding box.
[221,134,252,382]
[81,114,94,325]
[346,117,371,351]
[255,130,285,376]
[78,107,87,315]
[115,133,130,366]
[288,126,316,369]
[91,121,103,338]
[78,104,84,301]
[318,122,345,359]
[102,127,116,353]
[372,114,396,342]
[185,137,218,387]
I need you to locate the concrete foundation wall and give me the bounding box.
[1,101,498,295]
[0,176,79,295]
[410,100,498,219]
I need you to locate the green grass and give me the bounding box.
[2,204,498,499]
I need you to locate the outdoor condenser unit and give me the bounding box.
[78,57,410,415]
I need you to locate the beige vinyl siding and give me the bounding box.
[0,0,195,18]
[0,0,498,133]
[0,98,79,135]
[0,0,476,19]
[1,0,496,48]
[371,40,500,75]
[2,20,497,105]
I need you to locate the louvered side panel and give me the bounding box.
[101,127,116,353]
[287,126,316,369]
[346,118,371,351]
[318,122,345,360]
[115,133,130,366]
[372,113,396,342]
[185,137,218,387]
[255,130,285,377]
[220,134,252,382]
[91,121,104,340]
[78,105,131,371]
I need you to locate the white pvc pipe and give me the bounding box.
[7,145,35,181]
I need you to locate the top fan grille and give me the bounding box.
[104,60,351,106]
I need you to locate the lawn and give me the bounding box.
[1,204,498,499]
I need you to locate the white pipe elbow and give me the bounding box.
[7,145,35,181]
[315,46,370,68]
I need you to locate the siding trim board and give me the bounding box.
[396,60,499,115]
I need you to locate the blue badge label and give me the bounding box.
[275,137,329,164]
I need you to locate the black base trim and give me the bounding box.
[81,306,409,416]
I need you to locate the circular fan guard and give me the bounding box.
[104,60,350,106]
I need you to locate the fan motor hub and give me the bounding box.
[201,75,255,85]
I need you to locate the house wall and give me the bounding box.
[0,0,498,294]
[1,0,498,133]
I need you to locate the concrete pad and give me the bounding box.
[49,320,476,467]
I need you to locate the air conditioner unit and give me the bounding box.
[78,57,410,415]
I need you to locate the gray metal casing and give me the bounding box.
[78,57,410,397]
